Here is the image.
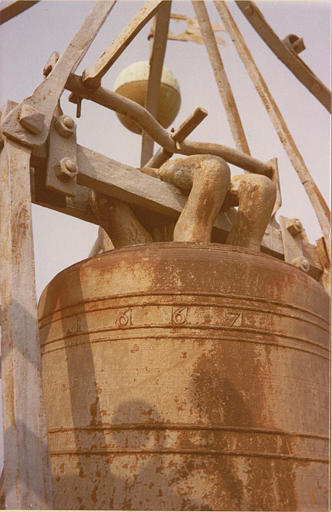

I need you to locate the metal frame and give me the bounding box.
[0,1,330,508]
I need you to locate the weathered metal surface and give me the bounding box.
[38,243,329,510]
[235,1,331,112]
[166,12,226,45]
[90,190,152,248]
[46,114,78,196]
[268,157,282,218]
[1,1,115,147]
[214,1,331,245]
[89,226,114,257]
[82,0,166,89]
[279,215,310,272]
[193,1,250,155]
[43,51,60,78]
[27,138,324,278]
[159,155,231,242]
[144,106,208,169]
[226,173,276,251]
[114,62,181,135]
[0,133,53,508]
[282,34,305,55]
[316,237,331,295]
[66,74,273,177]
[141,1,172,166]
[0,0,39,25]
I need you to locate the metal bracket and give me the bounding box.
[46,113,78,197]
[316,237,331,295]
[1,1,115,148]
[279,215,310,272]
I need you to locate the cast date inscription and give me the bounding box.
[114,306,243,328]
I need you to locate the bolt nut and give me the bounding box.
[283,34,305,55]
[286,218,303,236]
[291,256,310,273]
[55,115,76,138]
[43,51,60,77]
[55,157,78,182]
[19,104,45,134]
[63,116,75,129]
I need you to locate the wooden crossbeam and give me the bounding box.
[192,0,250,154]
[82,0,166,89]
[29,139,323,278]
[141,1,172,166]
[214,0,331,244]
[236,1,331,112]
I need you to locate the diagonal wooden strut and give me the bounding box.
[192,0,250,155]
[141,1,172,166]
[82,0,166,89]
[236,1,331,112]
[214,0,330,245]
[0,0,39,25]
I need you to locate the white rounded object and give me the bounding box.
[114,61,181,134]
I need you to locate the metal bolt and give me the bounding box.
[286,218,303,236]
[55,115,76,138]
[43,51,60,77]
[283,34,305,55]
[63,116,75,129]
[291,256,310,273]
[19,104,45,134]
[55,157,78,182]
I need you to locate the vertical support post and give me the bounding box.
[141,1,172,166]
[192,0,250,155]
[0,138,53,509]
[214,0,330,245]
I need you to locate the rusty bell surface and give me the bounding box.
[38,243,330,511]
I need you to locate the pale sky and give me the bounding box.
[0,0,330,476]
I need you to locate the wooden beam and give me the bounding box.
[214,0,331,244]
[2,1,116,148]
[29,141,324,277]
[0,138,53,509]
[235,1,331,112]
[192,0,250,154]
[65,74,273,176]
[77,144,198,220]
[82,0,166,89]
[141,1,172,166]
[0,0,39,25]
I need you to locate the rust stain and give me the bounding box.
[91,484,98,504]
[39,244,329,509]
[12,203,30,265]
[89,395,101,426]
